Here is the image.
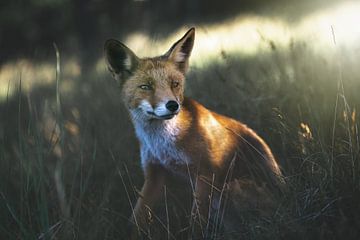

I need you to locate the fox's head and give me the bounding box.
[104,28,195,121]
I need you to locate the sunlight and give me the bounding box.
[96,1,360,70]
[297,1,360,48]
[95,17,290,72]
[0,59,81,101]
[2,0,360,101]
[0,60,54,101]
[121,17,290,67]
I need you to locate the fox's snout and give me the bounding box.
[138,99,180,120]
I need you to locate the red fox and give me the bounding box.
[104,28,284,238]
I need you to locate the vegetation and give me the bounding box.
[1,33,359,239]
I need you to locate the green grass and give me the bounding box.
[0,38,360,239]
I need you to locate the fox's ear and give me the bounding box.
[104,39,139,81]
[164,28,195,73]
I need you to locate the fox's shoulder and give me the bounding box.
[182,97,248,133]
[182,98,281,176]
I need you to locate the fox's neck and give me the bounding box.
[129,101,193,146]
[130,112,181,142]
[130,108,193,167]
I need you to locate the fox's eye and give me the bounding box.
[171,81,180,88]
[139,84,152,90]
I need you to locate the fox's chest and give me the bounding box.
[134,124,190,168]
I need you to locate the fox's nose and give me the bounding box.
[166,101,179,112]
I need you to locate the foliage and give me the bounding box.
[1,35,360,239]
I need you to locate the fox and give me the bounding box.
[104,28,284,238]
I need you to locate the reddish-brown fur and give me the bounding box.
[104,28,284,239]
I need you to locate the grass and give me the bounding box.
[1,33,360,239]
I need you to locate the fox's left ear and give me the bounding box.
[164,28,195,73]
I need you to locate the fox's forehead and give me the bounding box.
[136,59,184,83]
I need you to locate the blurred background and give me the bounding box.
[1,0,360,239]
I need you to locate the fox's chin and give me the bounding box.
[146,111,177,120]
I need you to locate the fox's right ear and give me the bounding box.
[104,39,139,81]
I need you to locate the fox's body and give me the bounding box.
[133,97,280,181]
[105,28,283,238]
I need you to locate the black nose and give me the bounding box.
[166,101,179,112]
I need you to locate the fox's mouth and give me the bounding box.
[146,111,177,120]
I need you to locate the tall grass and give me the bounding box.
[0,35,360,239]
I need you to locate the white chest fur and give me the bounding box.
[132,117,189,168]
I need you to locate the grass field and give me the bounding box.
[1,13,360,239]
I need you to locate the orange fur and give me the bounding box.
[104,28,284,238]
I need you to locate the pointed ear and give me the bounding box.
[164,28,195,73]
[104,39,139,81]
